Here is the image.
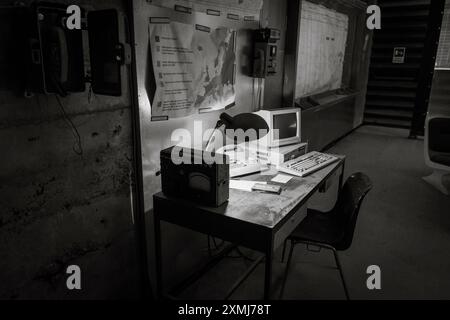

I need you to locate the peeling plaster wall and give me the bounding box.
[0,0,140,299]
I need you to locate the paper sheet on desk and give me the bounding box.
[229,180,267,192]
[271,174,293,184]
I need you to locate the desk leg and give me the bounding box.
[264,244,273,300]
[338,159,345,194]
[154,212,163,299]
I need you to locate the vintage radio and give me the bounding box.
[160,146,230,207]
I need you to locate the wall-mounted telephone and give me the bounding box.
[252,28,280,78]
[27,2,128,97]
[87,9,126,96]
[28,2,85,96]
[29,2,85,96]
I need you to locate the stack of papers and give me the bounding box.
[229,180,267,192]
[271,174,293,184]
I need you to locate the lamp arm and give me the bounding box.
[205,120,225,152]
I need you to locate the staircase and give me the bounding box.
[364,0,445,135]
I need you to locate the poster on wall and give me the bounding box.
[295,1,349,98]
[392,47,406,64]
[148,0,263,20]
[148,20,236,120]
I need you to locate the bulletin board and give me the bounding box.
[136,0,263,120]
[436,1,450,68]
[295,1,349,98]
[147,19,237,119]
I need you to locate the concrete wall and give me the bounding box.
[0,0,140,299]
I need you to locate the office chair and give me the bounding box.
[279,172,373,300]
[423,114,450,195]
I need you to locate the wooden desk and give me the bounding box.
[153,156,345,300]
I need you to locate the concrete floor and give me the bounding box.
[179,125,450,300]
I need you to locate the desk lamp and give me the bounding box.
[205,112,269,152]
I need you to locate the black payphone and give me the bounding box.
[252,28,280,78]
[0,2,129,97]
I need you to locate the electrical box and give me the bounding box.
[252,28,280,78]
[87,9,129,96]
[0,5,30,93]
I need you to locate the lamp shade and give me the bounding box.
[219,112,269,140]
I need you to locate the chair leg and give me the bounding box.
[332,249,350,300]
[423,170,450,195]
[281,239,288,263]
[279,240,295,299]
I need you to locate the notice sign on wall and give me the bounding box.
[295,1,349,98]
[148,20,236,119]
[392,47,406,64]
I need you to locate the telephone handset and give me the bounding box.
[254,48,266,78]
[47,26,69,96]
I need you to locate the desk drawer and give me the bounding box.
[274,206,307,250]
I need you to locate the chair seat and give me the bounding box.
[280,172,373,300]
[289,209,345,248]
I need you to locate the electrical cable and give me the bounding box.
[205,235,256,262]
[251,78,255,110]
[207,235,212,256]
[55,94,83,156]
[88,84,94,104]
[226,247,256,262]
[212,236,224,250]
[257,78,263,110]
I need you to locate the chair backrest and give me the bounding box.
[425,115,450,170]
[334,172,373,250]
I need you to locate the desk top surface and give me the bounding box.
[154,156,345,229]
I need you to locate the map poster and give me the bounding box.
[148,21,236,119]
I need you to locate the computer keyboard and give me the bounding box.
[277,151,339,177]
[230,161,267,178]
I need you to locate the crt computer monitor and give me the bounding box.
[253,108,301,148]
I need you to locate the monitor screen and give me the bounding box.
[273,113,297,139]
